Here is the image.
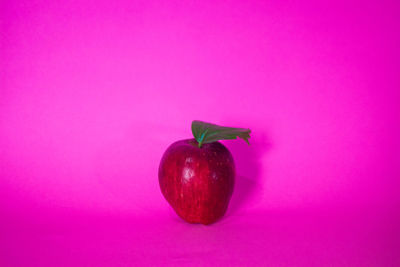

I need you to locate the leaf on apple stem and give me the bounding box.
[191,120,251,148]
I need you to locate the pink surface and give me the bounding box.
[1,0,399,266]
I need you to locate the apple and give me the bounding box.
[158,121,251,225]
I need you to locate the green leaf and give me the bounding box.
[191,120,251,148]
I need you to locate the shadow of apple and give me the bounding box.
[223,132,271,215]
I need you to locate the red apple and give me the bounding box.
[158,121,251,225]
[158,139,235,224]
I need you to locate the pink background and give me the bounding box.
[1,0,399,265]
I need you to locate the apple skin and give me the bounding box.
[158,138,235,225]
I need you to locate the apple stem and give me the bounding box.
[197,129,208,148]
